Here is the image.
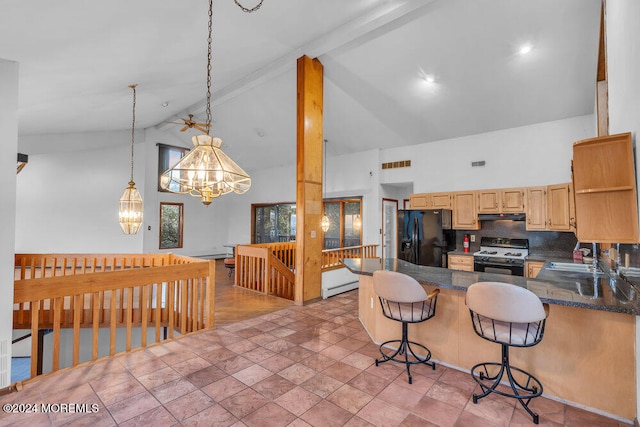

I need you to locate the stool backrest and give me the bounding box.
[466,282,546,323]
[373,270,427,303]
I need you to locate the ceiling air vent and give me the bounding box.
[381,160,411,170]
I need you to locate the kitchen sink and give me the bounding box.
[546,262,602,274]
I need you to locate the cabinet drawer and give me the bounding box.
[448,254,474,271]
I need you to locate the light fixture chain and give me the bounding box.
[234,0,263,13]
[129,84,137,182]
[206,0,213,135]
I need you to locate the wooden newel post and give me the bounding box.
[295,55,324,304]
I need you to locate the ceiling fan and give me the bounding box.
[165,114,210,133]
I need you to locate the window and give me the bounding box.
[160,202,184,249]
[158,144,189,192]
[252,203,296,244]
[251,198,362,248]
[323,198,362,249]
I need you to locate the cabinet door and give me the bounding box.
[477,189,500,214]
[431,192,452,209]
[453,192,480,229]
[573,133,638,243]
[526,187,547,230]
[526,261,545,278]
[448,254,474,271]
[409,193,429,209]
[547,183,572,231]
[501,188,525,213]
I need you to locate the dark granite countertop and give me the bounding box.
[447,251,474,257]
[343,257,640,315]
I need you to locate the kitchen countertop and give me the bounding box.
[343,257,640,315]
[446,250,474,256]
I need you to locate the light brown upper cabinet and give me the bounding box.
[501,188,525,213]
[573,132,639,243]
[409,193,429,209]
[477,188,524,214]
[453,191,480,230]
[547,183,575,232]
[526,187,547,230]
[430,192,452,209]
[526,184,575,232]
[477,189,500,214]
[409,192,452,209]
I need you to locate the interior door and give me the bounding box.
[382,199,398,260]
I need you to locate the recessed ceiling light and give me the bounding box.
[161,102,169,107]
[424,75,435,84]
[519,45,532,55]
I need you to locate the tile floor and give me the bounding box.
[0,290,631,426]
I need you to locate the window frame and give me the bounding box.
[322,197,362,249]
[159,202,184,249]
[157,143,189,192]
[250,197,362,248]
[251,202,297,244]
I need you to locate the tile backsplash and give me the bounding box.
[455,220,578,257]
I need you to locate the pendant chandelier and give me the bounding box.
[160,0,251,206]
[118,84,143,235]
[321,139,330,233]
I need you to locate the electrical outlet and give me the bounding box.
[370,297,374,309]
[470,234,476,242]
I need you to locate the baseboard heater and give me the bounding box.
[322,280,358,299]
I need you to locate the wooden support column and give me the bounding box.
[295,55,324,304]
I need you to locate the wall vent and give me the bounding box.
[471,160,486,167]
[381,160,411,170]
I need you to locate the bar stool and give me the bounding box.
[373,270,440,384]
[466,281,548,424]
[223,257,235,277]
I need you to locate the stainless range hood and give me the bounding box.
[478,213,526,221]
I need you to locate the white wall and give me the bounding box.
[380,115,595,192]
[14,114,595,257]
[0,59,18,388]
[15,131,145,253]
[605,0,640,420]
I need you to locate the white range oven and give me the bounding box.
[473,237,529,276]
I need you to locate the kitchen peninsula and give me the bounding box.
[343,257,636,422]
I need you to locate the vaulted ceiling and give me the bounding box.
[0,0,601,170]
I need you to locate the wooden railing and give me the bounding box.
[236,243,296,300]
[13,253,215,379]
[321,244,378,271]
[235,243,378,300]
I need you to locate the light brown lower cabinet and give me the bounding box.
[525,261,545,278]
[448,254,474,271]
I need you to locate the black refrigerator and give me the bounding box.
[397,209,456,267]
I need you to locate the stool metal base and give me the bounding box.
[375,321,435,384]
[471,343,543,424]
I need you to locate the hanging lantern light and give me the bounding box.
[353,214,362,231]
[161,0,251,205]
[119,84,143,235]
